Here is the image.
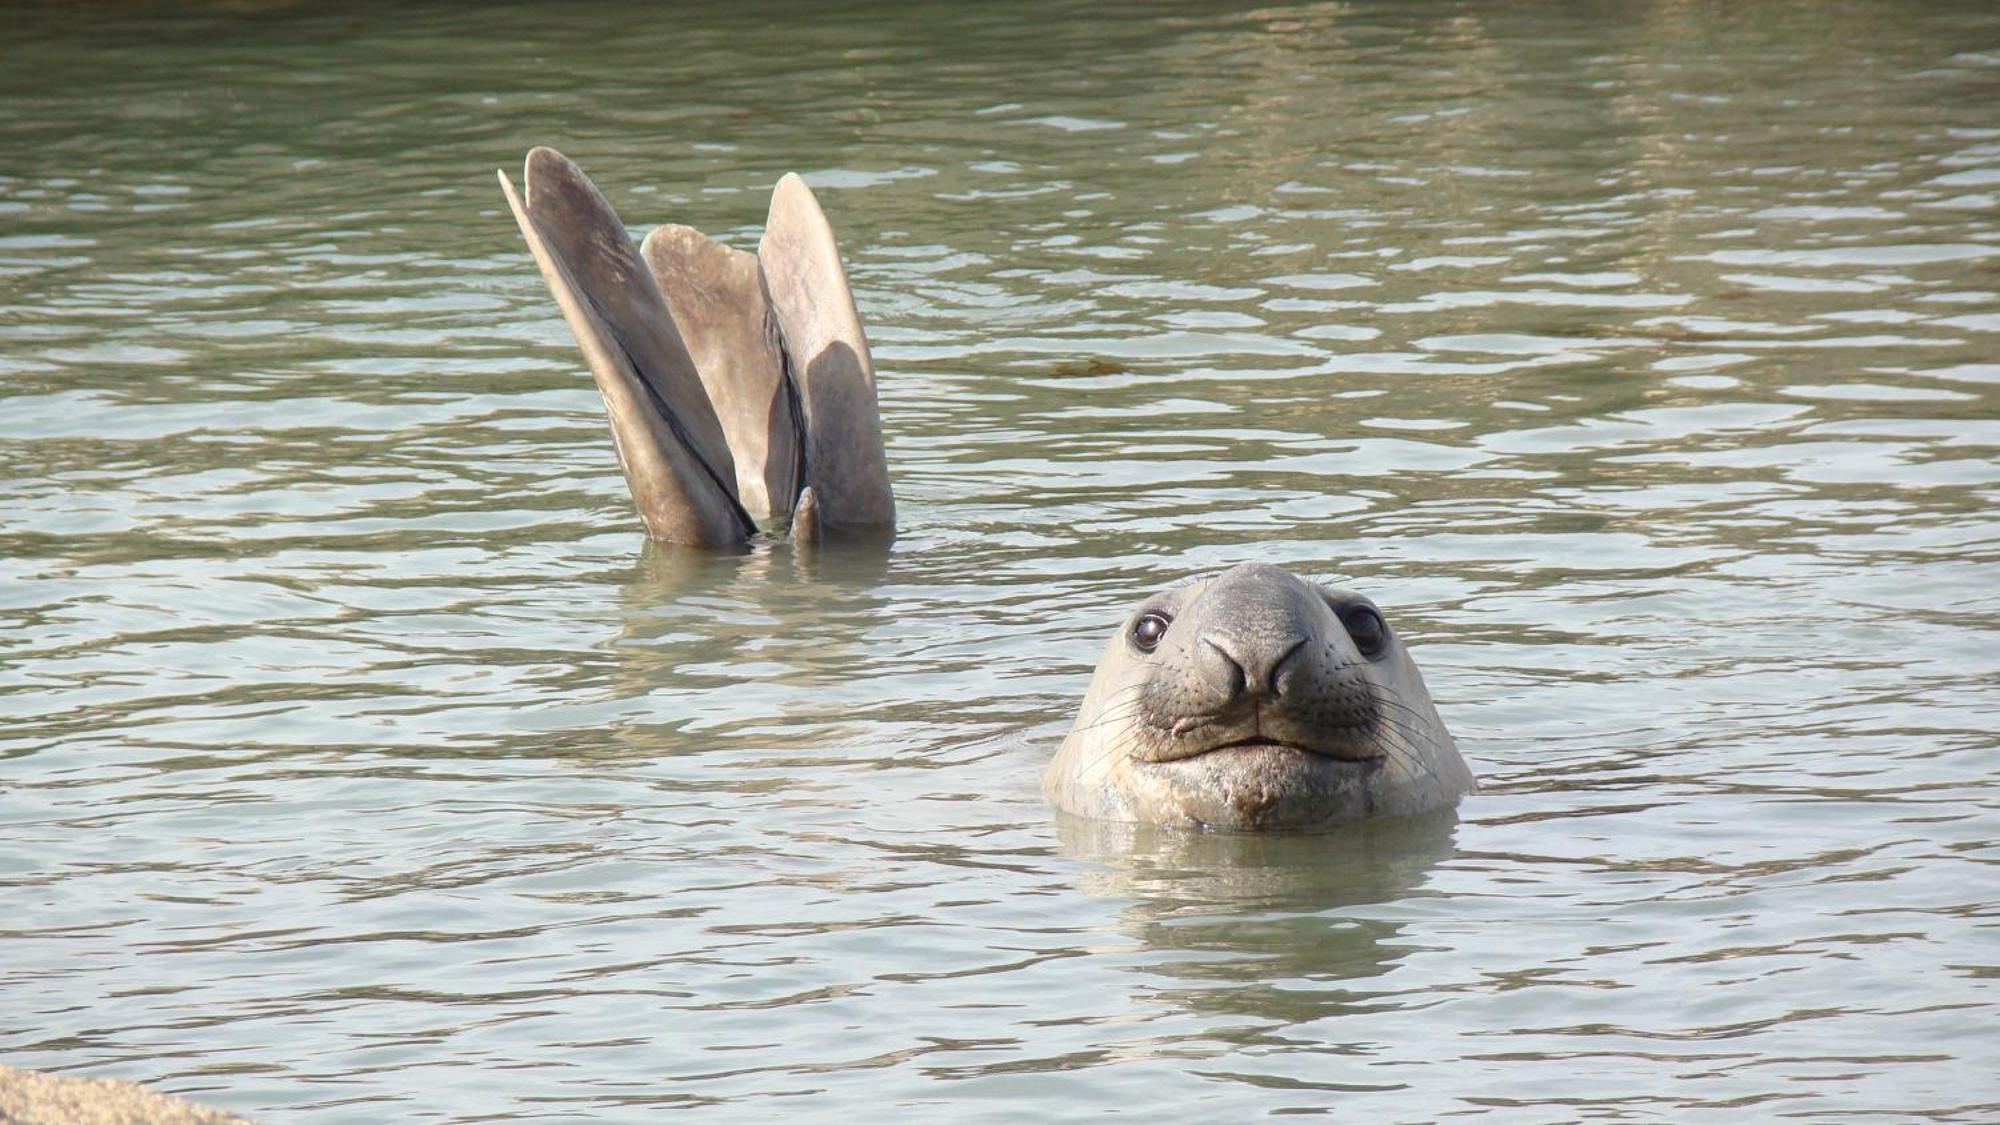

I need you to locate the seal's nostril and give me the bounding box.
[1201,637,1247,701]
[1203,633,1307,701]
[1268,636,1307,697]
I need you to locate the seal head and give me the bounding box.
[1045,564,1474,831]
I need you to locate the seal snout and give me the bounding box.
[1138,564,1385,763]
[1198,632,1308,706]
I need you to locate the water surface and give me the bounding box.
[2,1,1997,1119]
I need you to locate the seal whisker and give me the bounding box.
[1067,687,1151,787]
[1364,696,1447,786]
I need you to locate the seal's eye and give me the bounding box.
[1340,606,1387,658]
[1131,612,1171,653]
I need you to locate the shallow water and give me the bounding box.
[3,1,1997,1119]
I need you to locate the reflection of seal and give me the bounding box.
[1054,810,1464,1015]
[1056,806,1462,906]
[1045,564,1474,831]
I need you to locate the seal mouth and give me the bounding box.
[1145,733,1385,764]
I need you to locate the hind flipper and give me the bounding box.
[759,174,894,531]
[640,224,803,526]
[500,148,753,545]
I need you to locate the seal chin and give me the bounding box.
[1137,742,1386,832]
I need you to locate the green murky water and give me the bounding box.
[3,1,1996,1118]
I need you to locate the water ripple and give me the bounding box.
[2,1,1996,1121]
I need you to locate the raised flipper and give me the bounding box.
[759,174,895,532]
[498,147,754,545]
[639,224,802,525]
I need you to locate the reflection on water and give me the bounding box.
[1058,811,1461,1028]
[2,0,1997,1119]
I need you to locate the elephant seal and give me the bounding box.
[1045,564,1474,831]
